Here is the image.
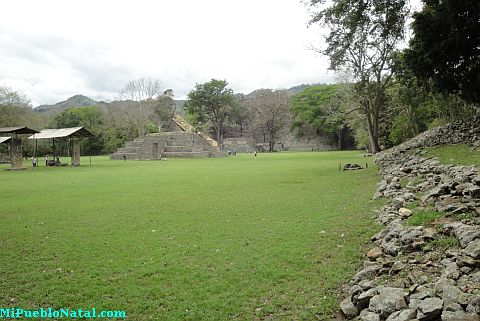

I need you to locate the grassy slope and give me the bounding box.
[423,143,480,166]
[0,152,379,321]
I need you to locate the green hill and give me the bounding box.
[34,95,97,113]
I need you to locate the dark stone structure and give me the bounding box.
[10,138,23,170]
[71,141,81,166]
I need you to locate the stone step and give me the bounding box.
[210,150,228,157]
[125,141,144,148]
[170,114,219,148]
[162,151,210,158]
[166,139,192,147]
[167,131,194,139]
[109,114,223,160]
[117,146,140,153]
[164,146,193,152]
[110,152,138,160]
[143,134,165,141]
[172,114,194,132]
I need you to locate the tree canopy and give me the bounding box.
[118,77,165,136]
[185,79,236,146]
[53,106,105,153]
[0,86,32,127]
[291,84,352,149]
[246,89,290,152]
[405,0,480,104]
[54,106,103,129]
[306,0,409,152]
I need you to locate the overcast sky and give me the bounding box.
[0,0,338,106]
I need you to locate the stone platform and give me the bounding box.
[110,131,225,160]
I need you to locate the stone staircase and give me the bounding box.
[172,114,219,148]
[161,131,211,158]
[110,115,224,160]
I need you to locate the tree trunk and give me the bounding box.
[268,129,275,152]
[366,113,381,153]
[337,130,343,150]
[216,120,222,150]
[361,93,381,154]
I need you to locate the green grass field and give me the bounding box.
[0,152,380,321]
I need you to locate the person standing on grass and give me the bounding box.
[45,154,49,166]
[31,156,37,167]
[254,150,257,159]
[123,153,126,161]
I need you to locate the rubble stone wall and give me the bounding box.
[340,118,480,321]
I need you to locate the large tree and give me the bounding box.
[152,90,177,127]
[291,84,352,149]
[306,0,409,153]
[246,89,290,152]
[228,94,252,138]
[54,106,104,129]
[0,86,32,127]
[405,0,480,104]
[385,51,476,146]
[53,106,105,154]
[119,77,164,136]
[103,101,139,152]
[185,79,236,147]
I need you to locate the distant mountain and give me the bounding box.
[33,84,321,114]
[245,83,323,98]
[34,94,188,115]
[34,95,96,113]
[286,83,323,95]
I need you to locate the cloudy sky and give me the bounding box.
[0,0,337,106]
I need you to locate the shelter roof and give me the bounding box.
[0,127,39,134]
[29,127,94,139]
[0,137,12,144]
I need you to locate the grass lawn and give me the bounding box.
[0,152,380,321]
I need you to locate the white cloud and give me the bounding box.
[0,0,334,106]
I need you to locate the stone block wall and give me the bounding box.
[223,138,254,153]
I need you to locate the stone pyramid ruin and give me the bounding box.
[109,114,225,160]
